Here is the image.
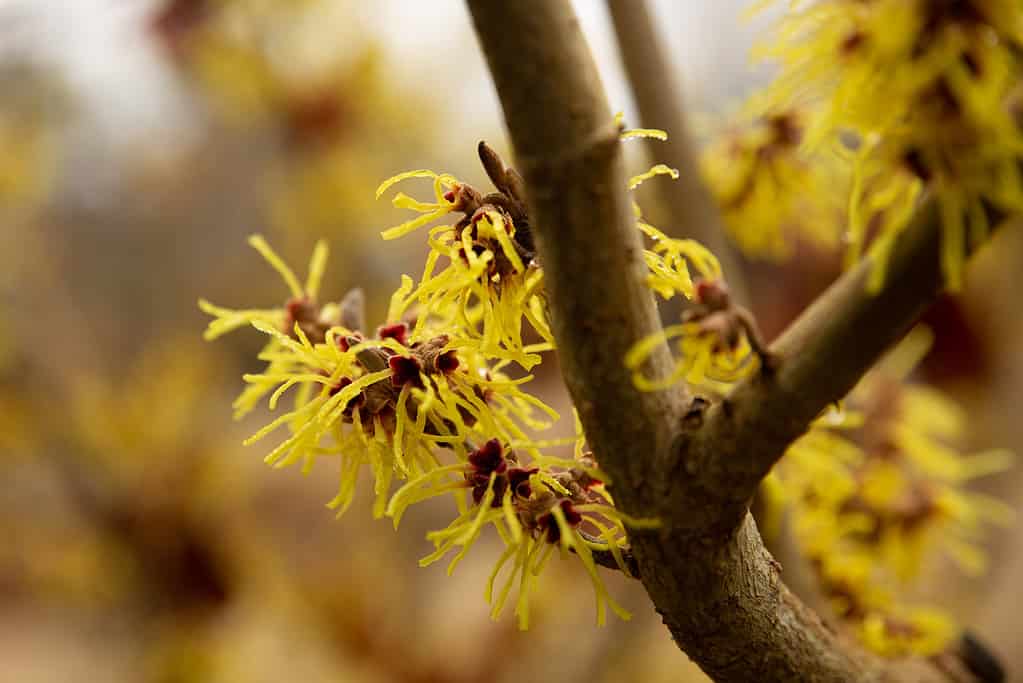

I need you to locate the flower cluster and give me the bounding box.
[754,0,1023,289]
[627,221,766,393]
[763,329,1013,655]
[389,438,654,628]
[376,142,553,369]
[200,236,557,516]
[200,221,656,625]
[700,110,845,259]
[201,120,693,626]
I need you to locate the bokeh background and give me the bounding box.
[2,1,1021,681]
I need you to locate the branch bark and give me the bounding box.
[465,0,688,499]
[688,200,1007,526]
[467,1,996,681]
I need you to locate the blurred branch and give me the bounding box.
[606,0,749,305]
[467,0,995,681]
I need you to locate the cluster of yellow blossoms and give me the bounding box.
[672,5,1022,653]
[700,110,846,259]
[200,84,1013,657]
[764,329,1012,655]
[201,132,679,627]
[702,0,1023,291]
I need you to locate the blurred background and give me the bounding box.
[1,1,1020,681]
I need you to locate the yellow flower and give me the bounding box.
[626,229,764,393]
[615,118,772,393]
[199,234,329,418]
[859,607,957,658]
[377,127,684,371]
[376,158,554,369]
[701,110,844,259]
[755,0,1023,288]
[390,438,656,628]
[765,327,1013,655]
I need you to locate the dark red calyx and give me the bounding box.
[284,297,317,328]
[377,322,409,346]
[468,438,505,474]
[388,355,423,388]
[436,350,459,374]
[694,279,731,310]
[507,467,538,499]
[541,500,582,544]
[560,499,582,526]
[338,332,364,352]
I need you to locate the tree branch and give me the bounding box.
[465,0,688,499]
[467,1,992,681]
[688,199,1008,524]
[606,0,750,305]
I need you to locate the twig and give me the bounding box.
[606,0,750,305]
[688,200,1009,521]
[465,0,689,487]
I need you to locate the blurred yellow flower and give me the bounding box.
[765,328,1013,655]
[755,0,1023,289]
[701,110,845,260]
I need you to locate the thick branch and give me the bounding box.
[606,0,749,305]
[466,2,943,682]
[466,0,687,501]
[466,2,992,682]
[690,200,1006,521]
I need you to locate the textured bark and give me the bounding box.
[466,1,994,681]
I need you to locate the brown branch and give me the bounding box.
[688,200,1008,524]
[464,1,688,492]
[606,0,749,305]
[466,1,997,682]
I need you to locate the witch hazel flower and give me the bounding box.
[625,222,769,393]
[387,438,657,629]
[200,236,559,519]
[377,125,685,371]
[754,0,1023,290]
[376,143,553,369]
[198,234,334,418]
[762,327,1014,656]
